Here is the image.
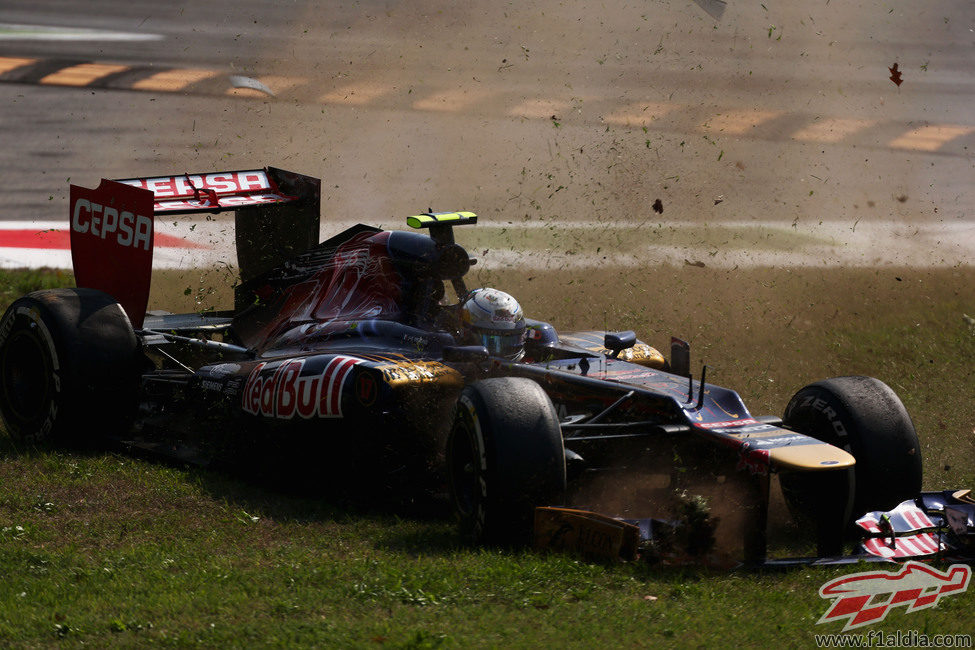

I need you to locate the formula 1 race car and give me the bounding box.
[854,489,975,563]
[0,167,925,564]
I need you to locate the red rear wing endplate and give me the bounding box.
[69,179,155,328]
[69,167,320,328]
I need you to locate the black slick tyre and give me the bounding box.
[447,377,566,546]
[0,288,140,444]
[781,376,922,553]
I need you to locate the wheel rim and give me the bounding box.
[448,416,480,520]
[0,328,53,424]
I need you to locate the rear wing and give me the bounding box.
[69,167,320,327]
[114,168,309,215]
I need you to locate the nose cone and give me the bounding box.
[769,441,856,471]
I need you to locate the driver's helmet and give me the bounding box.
[460,288,527,360]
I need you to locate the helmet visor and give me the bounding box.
[476,327,526,358]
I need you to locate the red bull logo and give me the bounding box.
[241,356,362,419]
[818,561,971,631]
[735,445,770,476]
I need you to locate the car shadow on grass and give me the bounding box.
[0,430,462,551]
[0,432,816,564]
[190,459,467,556]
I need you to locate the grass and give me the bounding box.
[0,268,75,308]
[1,265,974,647]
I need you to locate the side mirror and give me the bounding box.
[443,345,490,363]
[670,337,690,377]
[604,331,636,358]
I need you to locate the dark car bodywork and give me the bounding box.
[2,166,934,566]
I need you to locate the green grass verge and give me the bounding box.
[0,268,75,308]
[0,266,973,647]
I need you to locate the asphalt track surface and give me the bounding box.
[1,1,973,268]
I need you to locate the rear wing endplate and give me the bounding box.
[69,167,320,327]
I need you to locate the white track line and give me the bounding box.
[2,219,975,270]
[0,23,163,42]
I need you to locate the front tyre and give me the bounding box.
[0,288,140,444]
[447,377,566,546]
[781,376,922,553]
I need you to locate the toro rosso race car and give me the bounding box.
[0,167,935,564]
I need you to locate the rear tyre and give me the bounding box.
[447,377,566,546]
[781,376,922,554]
[0,288,140,444]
